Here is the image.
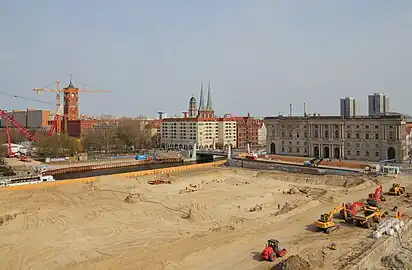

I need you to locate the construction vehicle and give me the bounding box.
[245,153,258,160]
[388,183,405,196]
[367,185,385,207]
[303,158,323,167]
[341,201,365,219]
[260,239,287,262]
[352,205,384,228]
[314,204,344,233]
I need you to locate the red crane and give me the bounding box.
[0,109,39,143]
[4,117,13,157]
[48,104,63,136]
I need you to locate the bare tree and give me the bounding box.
[94,116,118,154]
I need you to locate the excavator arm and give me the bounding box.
[374,185,382,199]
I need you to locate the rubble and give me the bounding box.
[273,255,311,270]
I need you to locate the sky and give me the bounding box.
[1,0,412,118]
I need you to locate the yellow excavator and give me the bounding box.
[388,183,406,196]
[314,204,344,234]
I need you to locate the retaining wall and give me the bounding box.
[43,158,182,176]
[345,219,412,270]
[0,160,227,191]
[229,159,358,176]
[260,155,369,169]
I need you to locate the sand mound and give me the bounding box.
[124,194,139,204]
[381,253,412,269]
[273,255,311,270]
[342,178,365,188]
[210,225,236,232]
[272,202,297,216]
[0,213,17,226]
[180,202,213,221]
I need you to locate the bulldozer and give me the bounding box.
[314,204,344,234]
[388,183,405,196]
[260,239,287,262]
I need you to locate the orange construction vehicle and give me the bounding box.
[341,201,365,220]
[366,185,385,207]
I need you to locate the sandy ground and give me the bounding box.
[0,168,411,270]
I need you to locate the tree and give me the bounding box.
[35,132,82,158]
[84,116,118,154]
[114,118,157,152]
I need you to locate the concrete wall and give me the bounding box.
[228,159,358,176]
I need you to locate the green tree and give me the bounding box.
[35,133,82,158]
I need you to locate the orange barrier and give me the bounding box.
[0,160,227,191]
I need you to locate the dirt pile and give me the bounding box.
[180,202,213,221]
[272,202,297,216]
[124,194,139,203]
[0,213,17,226]
[273,255,311,270]
[381,253,412,269]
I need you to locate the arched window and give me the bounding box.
[324,130,329,139]
[334,130,339,139]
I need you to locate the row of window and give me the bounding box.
[347,150,380,157]
[279,130,397,140]
[279,124,395,129]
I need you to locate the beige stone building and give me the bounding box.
[161,117,237,150]
[264,114,410,162]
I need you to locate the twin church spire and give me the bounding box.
[197,80,214,118]
[198,80,212,110]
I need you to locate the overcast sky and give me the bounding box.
[1,1,411,118]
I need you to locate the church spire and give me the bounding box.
[198,81,205,110]
[67,74,75,88]
[206,80,212,110]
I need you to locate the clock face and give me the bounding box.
[71,93,75,97]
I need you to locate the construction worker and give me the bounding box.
[329,243,336,250]
[396,210,401,220]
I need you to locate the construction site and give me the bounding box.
[0,162,410,270]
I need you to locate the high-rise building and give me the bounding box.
[340,97,359,118]
[368,93,390,116]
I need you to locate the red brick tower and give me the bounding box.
[63,78,79,132]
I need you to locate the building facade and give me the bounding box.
[265,114,409,162]
[340,97,359,118]
[234,114,261,149]
[0,109,50,129]
[160,117,237,150]
[368,93,390,116]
